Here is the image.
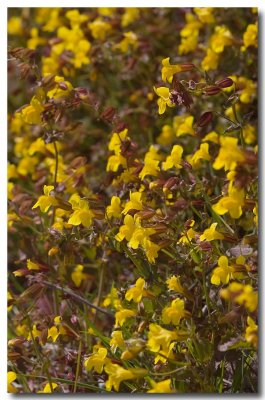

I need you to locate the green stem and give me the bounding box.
[73,340,82,393]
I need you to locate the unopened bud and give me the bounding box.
[204,86,221,96]
[180,63,195,72]
[48,247,60,256]
[215,77,234,88]
[136,210,156,220]
[163,177,178,193]
[196,111,213,127]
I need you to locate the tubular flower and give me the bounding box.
[121,8,140,27]
[103,287,122,310]
[114,308,136,327]
[245,317,258,348]
[212,184,245,219]
[161,57,181,83]
[105,363,147,391]
[242,23,258,50]
[71,264,87,287]
[37,383,58,393]
[84,347,110,373]
[46,75,73,99]
[88,18,112,40]
[125,277,146,303]
[220,282,258,312]
[190,143,211,168]
[68,194,94,227]
[200,223,224,241]
[194,8,215,24]
[175,115,195,137]
[110,330,126,352]
[162,298,190,325]
[147,379,176,393]
[139,146,162,180]
[122,191,143,214]
[213,136,245,171]
[166,275,185,294]
[163,145,183,170]
[7,371,17,393]
[106,196,122,218]
[201,48,219,71]
[19,95,44,125]
[32,185,58,213]
[153,86,174,115]
[210,25,233,53]
[115,31,138,53]
[211,255,235,285]
[156,124,175,145]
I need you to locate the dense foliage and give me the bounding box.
[8,7,258,394]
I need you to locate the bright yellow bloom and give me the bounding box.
[107,154,127,172]
[27,259,40,271]
[153,86,174,115]
[46,75,73,99]
[161,57,181,83]
[212,184,245,219]
[27,324,41,341]
[65,9,88,27]
[110,330,126,352]
[166,275,185,294]
[125,277,146,303]
[122,8,140,27]
[194,8,215,24]
[103,287,121,310]
[243,124,256,144]
[116,31,138,53]
[210,25,233,53]
[27,28,46,49]
[147,379,176,393]
[122,191,143,214]
[175,115,195,137]
[213,136,245,171]
[71,264,87,287]
[8,16,23,35]
[211,255,235,285]
[32,185,58,213]
[115,308,136,327]
[20,95,44,125]
[232,76,256,104]
[163,145,183,170]
[143,239,160,264]
[242,23,258,49]
[253,205,258,226]
[200,223,224,241]
[245,317,258,348]
[37,383,58,393]
[147,323,177,354]
[220,282,258,312]
[115,214,136,242]
[105,363,147,391]
[202,131,219,144]
[68,195,94,227]
[191,143,211,165]
[201,48,219,71]
[156,124,175,145]
[109,129,128,153]
[84,347,110,373]
[106,196,122,218]
[88,18,112,40]
[7,371,17,393]
[47,326,60,342]
[178,13,201,55]
[162,298,190,325]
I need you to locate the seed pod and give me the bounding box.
[204,86,221,96]
[180,63,195,71]
[136,210,156,220]
[163,177,178,193]
[196,111,213,127]
[215,77,234,88]
[101,106,116,123]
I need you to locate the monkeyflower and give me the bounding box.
[200,223,224,241]
[245,317,258,348]
[106,196,122,218]
[7,371,17,393]
[105,363,147,391]
[147,379,176,393]
[84,347,110,373]
[212,184,245,219]
[68,194,94,227]
[163,145,183,170]
[161,57,182,83]
[125,277,147,303]
[211,255,235,285]
[110,330,126,352]
[220,282,258,312]
[32,185,58,213]
[162,298,190,325]
[37,383,58,393]
[213,136,245,171]
[114,307,136,327]
[153,86,174,115]
[122,191,143,214]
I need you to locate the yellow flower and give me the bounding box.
[115,308,136,327]
[47,326,60,342]
[105,363,147,391]
[213,136,245,171]
[71,264,86,287]
[8,16,23,35]
[153,86,174,115]
[253,205,258,226]
[37,382,58,393]
[211,255,235,285]
[46,75,73,99]
[243,124,256,144]
[147,379,176,393]
[116,31,138,53]
[178,13,201,55]
[147,323,177,354]
[65,9,88,27]
[194,8,215,24]
[156,124,175,145]
[125,277,146,303]
[200,223,224,241]
[106,196,122,218]
[107,154,127,172]
[220,282,258,312]
[27,27,46,49]
[27,259,40,271]
[175,115,195,137]
[103,287,121,310]
[242,23,258,49]
[166,275,185,294]
[191,143,211,165]
[32,185,58,213]
[245,317,258,348]
[233,76,256,104]
[122,8,140,27]
[202,131,219,144]
[27,324,41,341]
[212,184,245,219]
[162,298,189,325]
[110,330,126,352]
[68,195,94,227]
[161,57,181,83]
[115,214,136,242]
[201,48,219,71]
[84,347,110,373]
[163,145,183,170]
[20,95,44,125]
[7,371,17,393]
[88,18,112,40]
[122,191,143,214]
[210,25,233,53]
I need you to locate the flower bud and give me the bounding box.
[204,86,221,96]
[180,63,195,71]
[163,177,178,193]
[196,111,213,127]
[215,77,234,88]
